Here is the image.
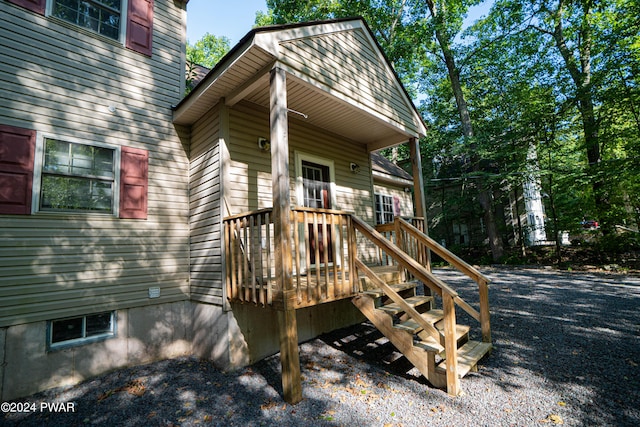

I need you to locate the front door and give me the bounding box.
[302,160,332,266]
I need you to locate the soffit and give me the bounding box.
[173,19,425,149]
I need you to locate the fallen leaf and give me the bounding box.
[541,414,564,425]
[355,378,368,387]
[260,399,278,410]
[558,401,566,407]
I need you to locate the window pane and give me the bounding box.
[52,0,121,40]
[86,312,113,336]
[44,140,114,179]
[52,317,83,343]
[41,175,113,212]
[41,139,115,213]
[375,194,394,225]
[43,139,71,174]
[69,144,114,179]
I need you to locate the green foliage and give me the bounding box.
[594,233,640,253]
[186,33,231,69]
[255,0,640,250]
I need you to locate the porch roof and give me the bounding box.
[173,18,427,151]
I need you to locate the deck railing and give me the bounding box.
[376,217,429,276]
[223,208,358,308]
[224,209,491,396]
[376,217,491,343]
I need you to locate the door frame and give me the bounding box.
[294,151,337,209]
[294,151,338,272]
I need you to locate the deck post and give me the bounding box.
[410,137,431,272]
[479,278,491,343]
[270,66,302,404]
[443,292,460,396]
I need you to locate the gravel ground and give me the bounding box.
[3,267,640,427]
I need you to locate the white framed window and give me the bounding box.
[294,152,337,209]
[36,137,119,214]
[50,0,124,41]
[375,193,394,225]
[48,311,116,350]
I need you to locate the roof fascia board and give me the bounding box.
[373,170,414,187]
[367,137,411,152]
[173,38,264,123]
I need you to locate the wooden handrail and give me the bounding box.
[360,216,488,339]
[355,259,443,346]
[351,216,458,298]
[396,218,491,343]
[396,218,490,285]
[224,208,357,307]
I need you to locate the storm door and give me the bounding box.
[302,160,333,266]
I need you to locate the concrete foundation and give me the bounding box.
[230,299,365,364]
[1,298,365,401]
[0,302,192,402]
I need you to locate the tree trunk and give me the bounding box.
[426,0,504,261]
[549,0,610,232]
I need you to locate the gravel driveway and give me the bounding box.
[3,267,639,426]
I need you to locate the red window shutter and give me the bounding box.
[0,124,36,215]
[126,0,154,56]
[120,146,148,219]
[6,0,46,15]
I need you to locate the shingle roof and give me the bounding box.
[371,151,413,182]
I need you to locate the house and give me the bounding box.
[371,151,415,225]
[0,0,491,404]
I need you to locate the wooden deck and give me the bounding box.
[223,208,492,400]
[240,270,356,310]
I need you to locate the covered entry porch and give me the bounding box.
[174,19,490,403]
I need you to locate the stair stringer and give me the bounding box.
[352,294,446,388]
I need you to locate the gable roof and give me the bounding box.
[174,18,426,151]
[371,151,413,186]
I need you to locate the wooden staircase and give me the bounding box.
[350,217,493,396]
[353,268,491,391]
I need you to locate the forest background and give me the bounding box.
[186,0,640,270]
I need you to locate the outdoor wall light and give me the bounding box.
[350,162,360,173]
[257,137,270,151]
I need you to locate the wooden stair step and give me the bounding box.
[393,309,444,333]
[362,282,418,298]
[378,295,433,315]
[360,266,404,287]
[398,321,469,345]
[436,341,493,378]
[414,336,444,353]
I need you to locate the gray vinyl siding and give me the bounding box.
[374,184,415,218]
[189,104,224,305]
[0,1,190,327]
[225,102,375,223]
[278,28,421,137]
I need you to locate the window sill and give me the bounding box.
[47,333,116,352]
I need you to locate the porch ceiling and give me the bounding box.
[240,72,412,149]
[173,19,425,151]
